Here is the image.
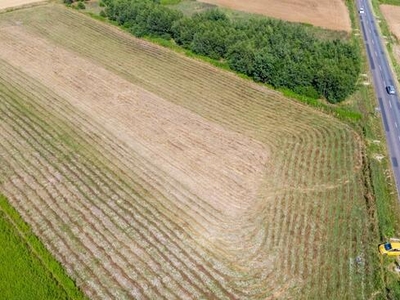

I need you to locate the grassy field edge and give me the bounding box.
[0,194,87,300]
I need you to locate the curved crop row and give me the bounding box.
[0,5,376,299]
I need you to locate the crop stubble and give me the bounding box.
[0,4,375,299]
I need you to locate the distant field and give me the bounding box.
[381,4,400,37]
[197,0,351,31]
[380,5,400,62]
[0,4,376,299]
[0,0,44,10]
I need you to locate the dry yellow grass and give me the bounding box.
[197,0,351,31]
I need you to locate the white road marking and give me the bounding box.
[398,136,400,142]
[389,100,392,108]
[396,122,398,128]
[379,65,382,71]
[372,39,374,44]
[375,50,378,56]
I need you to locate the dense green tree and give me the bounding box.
[171,17,197,47]
[191,24,231,59]
[252,49,277,84]
[146,6,182,38]
[226,41,255,76]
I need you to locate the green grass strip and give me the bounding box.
[160,0,182,4]
[0,194,86,300]
[379,0,400,5]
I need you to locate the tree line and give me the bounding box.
[101,0,360,103]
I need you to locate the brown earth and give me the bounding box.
[381,4,400,40]
[198,0,351,32]
[381,4,400,65]
[0,0,44,10]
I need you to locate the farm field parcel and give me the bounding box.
[380,4,400,63]
[197,0,351,32]
[0,0,44,10]
[0,4,375,299]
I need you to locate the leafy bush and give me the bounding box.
[77,1,86,9]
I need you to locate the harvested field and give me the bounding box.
[197,0,351,32]
[0,4,375,299]
[381,5,400,64]
[381,4,400,40]
[0,0,44,10]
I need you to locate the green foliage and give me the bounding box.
[101,0,361,103]
[379,0,400,5]
[104,0,181,38]
[77,1,86,9]
[160,0,182,4]
[64,0,86,8]
[226,41,255,76]
[0,195,86,300]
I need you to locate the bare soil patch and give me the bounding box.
[0,0,44,10]
[197,0,351,31]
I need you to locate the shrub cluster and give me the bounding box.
[102,0,360,103]
[64,0,86,9]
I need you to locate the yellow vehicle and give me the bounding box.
[378,241,400,256]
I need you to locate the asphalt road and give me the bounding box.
[358,0,400,197]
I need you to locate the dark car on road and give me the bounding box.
[386,85,396,95]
